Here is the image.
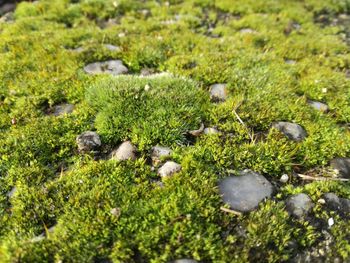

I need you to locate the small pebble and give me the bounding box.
[111,141,137,161]
[104,44,120,51]
[144,84,151,91]
[307,100,329,112]
[272,121,307,141]
[280,174,289,183]
[219,170,274,212]
[285,193,314,218]
[52,103,74,116]
[76,131,101,152]
[151,146,172,159]
[328,217,334,227]
[110,208,121,218]
[239,28,256,34]
[158,161,182,178]
[209,84,227,102]
[317,198,326,204]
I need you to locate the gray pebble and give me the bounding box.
[323,192,350,214]
[285,59,296,65]
[285,193,314,218]
[84,60,128,75]
[280,174,289,183]
[239,28,256,34]
[7,187,16,198]
[151,146,172,159]
[76,131,101,152]
[308,100,329,112]
[104,44,121,51]
[209,84,227,102]
[52,103,74,116]
[272,121,307,141]
[111,141,137,161]
[140,68,154,76]
[330,157,350,178]
[218,170,273,212]
[323,193,342,211]
[158,161,182,178]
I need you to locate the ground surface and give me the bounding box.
[1,0,350,262]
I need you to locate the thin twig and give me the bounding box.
[297,173,350,182]
[232,109,254,142]
[220,206,243,216]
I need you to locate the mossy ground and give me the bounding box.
[1,0,350,262]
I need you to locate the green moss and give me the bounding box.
[1,0,350,261]
[86,75,210,150]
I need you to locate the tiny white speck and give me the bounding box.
[328,217,334,227]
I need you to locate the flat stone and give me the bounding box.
[285,59,296,65]
[84,62,103,74]
[104,44,121,51]
[239,28,256,34]
[104,60,128,75]
[111,141,137,161]
[330,157,350,178]
[84,60,128,75]
[340,198,350,214]
[151,146,172,159]
[285,193,314,218]
[0,3,15,15]
[76,131,101,152]
[209,84,227,102]
[323,193,342,211]
[323,192,350,214]
[218,170,273,212]
[272,122,307,141]
[203,127,219,135]
[158,161,182,178]
[140,68,155,76]
[52,103,74,116]
[308,100,329,112]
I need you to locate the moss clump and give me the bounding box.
[86,75,210,150]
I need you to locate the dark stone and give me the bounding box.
[323,192,350,214]
[272,121,307,141]
[218,170,273,212]
[323,193,342,211]
[330,157,350,178]
[285,193,314,218]
[76,131,101,152]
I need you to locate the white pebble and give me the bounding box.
[280,174,289,183]
[328,217,334,227]
[317,198,326,204]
